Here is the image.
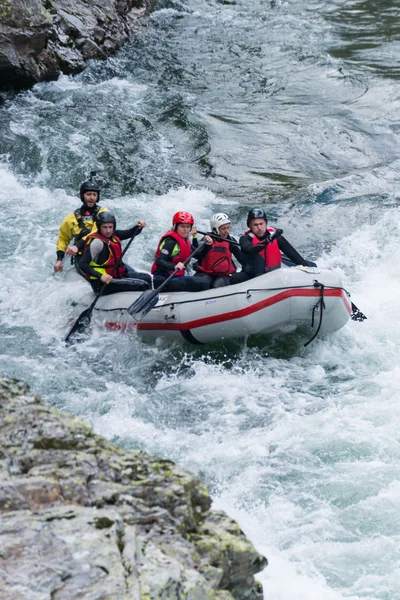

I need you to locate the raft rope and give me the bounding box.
[95,283,350,311]
[155,279,335,347]
[152,282,349,309]
[96,280,349,346]
[304,281,325,347]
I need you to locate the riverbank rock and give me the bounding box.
[0,377,266,599]
[0,0,154,92]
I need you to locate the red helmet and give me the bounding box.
[172,211,194,226]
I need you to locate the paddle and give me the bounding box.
[197,228,283,244]
[128,242,206,322]
[65,228,142,344]
[200,230,367,321]
[197,230,241,246]
[350,302,367,322]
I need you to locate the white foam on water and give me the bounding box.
[1,143,400,600]
[63,194,400,600]
[2,0,400,594]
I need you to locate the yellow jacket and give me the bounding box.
[56,206,108,256]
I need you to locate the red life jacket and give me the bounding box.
[197,238,236,276]
[83,232,125,280]
[151,230,192,277]
[246,227,281,272]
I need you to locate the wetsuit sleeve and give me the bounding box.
[240,234,269,254]
[56,213,76,259]
[75,238,86,253]
[278,237,309,266]
[79,239,105,279]
[230,236,243,264]
[114,225,142,241]
[191,243,208,259]
[194,242,211,261]
[155,237,180,273]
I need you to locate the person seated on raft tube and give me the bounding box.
[194,213,247,288]
[240,208,310,279]
[79,211,152,295]
[54,174,109,273]
[151,211,213,292]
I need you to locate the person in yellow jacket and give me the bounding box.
[53,174,108,272]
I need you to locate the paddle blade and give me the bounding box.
[351,302,367,322]
[65,307,93,344]
[127,290,159,322]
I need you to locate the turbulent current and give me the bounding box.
[1,0,400,597]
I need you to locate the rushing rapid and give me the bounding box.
[1,0,400,598]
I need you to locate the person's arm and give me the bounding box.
[191,226,199,249]
[56,214,75,259]
[155,237,180,273]
[278,237,309,266]
[230,236,243,264]
[191,233,212,258]
[75,238,86,253]
[114,224,142,241]
[240,233,270,254]
[194,241,211,261]
[79,239,105,279]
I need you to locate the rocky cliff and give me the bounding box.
[0,0,154,91]
[0,377,267,599]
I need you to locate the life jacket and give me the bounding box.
[246,227,281,273]
[73,206,101,245]
[151,230,192,277]
[83,232,125,280]
[197,237,236,276]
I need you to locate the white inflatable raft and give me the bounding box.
[66,265,352,344]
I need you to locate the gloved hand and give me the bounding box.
[271,228,283,241]
[262,232,272,246]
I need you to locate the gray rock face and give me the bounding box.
[0,377,267,599]
[0,0,154,91]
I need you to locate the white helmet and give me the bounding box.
[210,213,231,235]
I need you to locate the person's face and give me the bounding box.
[100,223,114,238]
[218,223,230,238]
[176,223,191,238]
[250,218,267,237]
[83,191,98,208]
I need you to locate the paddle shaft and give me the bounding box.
[197,229,282,245]
[196,230,240,246]
[65,227,142,343]
[198,230,367,321]
[128,242,206,320]
[157,241,206,287]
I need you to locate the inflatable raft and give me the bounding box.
[66,265,352,345]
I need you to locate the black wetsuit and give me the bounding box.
[79,225,152,295]
[240,232,309,278]
[153,236,210,292]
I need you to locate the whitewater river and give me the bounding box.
[1,0,400,597]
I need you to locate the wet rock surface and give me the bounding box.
[0,377,266,599]
[0,0,154,91]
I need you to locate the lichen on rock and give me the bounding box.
[0,377,267,599]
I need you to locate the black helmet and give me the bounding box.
[96,211,116,229]
[247,208,267,227]
[80,172,101,202]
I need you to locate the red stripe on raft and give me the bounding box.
[104,288,352,332]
